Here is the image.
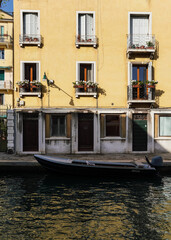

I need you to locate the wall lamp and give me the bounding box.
[42,72,54,86]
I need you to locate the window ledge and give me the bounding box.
[19,92,41,98]
[76,92,97,98]
[155,137,171,140]
[45,137,70,141]
[101,137,126,140]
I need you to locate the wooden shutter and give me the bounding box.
[100,114,105,138]
[0,70,4,81]
[128,62,132,84]
[30,13,38,35]
[66,114,71,138]
[45,114,50,138]
[23,13,31,35]
[121,114,126,138]
[79,14,85,38]
[154,114,159,138]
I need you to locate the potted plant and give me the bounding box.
[16,80,29,92]
[72,80,85,88]
[146,41,154,49]
[147,80,158,88]
[131,80,139,87]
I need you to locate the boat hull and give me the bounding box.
[34,155,158,178]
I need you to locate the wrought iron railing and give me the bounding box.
[0,34,13,45]
[127,34,155,50]
[0,80,13,90]
[127,84,155,101]
[19,34,42,46]
[75,35,97,47]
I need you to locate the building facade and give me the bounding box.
[11,0,171,154]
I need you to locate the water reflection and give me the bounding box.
[0,174,170,239]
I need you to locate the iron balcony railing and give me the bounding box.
[75,35,97,47]
[19,34,42,47]
[127,34,156,51]
[127,84,155,102]
[0,34,13,45]
[0,80,13,90]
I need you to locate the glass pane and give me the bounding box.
[0,49,4,59]
[0,70,4,81]
[160,117,171,136]
[139,66,147,82]
[51,116,65,137]
[59,117,65,136]
[132,66,137,80]
[0,94,3,105]
[106,115,120,137]
[24,63,37,81]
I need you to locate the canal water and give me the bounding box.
[0,174,170,240]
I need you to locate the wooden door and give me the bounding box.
[23,114,38,151]
[133,114,147,151]
[78,113,93,151]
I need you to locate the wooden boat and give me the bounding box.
[34,155,160,177]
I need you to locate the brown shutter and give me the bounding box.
[66,114,71,138]
[154,114,159,138]
[45,114,50,138]
[121,114,126,138]
[100,114,105,138]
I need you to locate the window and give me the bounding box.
[0,94,4,105]
[0,70,4,81]
[0,49,4,59]
[76,11,96,47]
[20,10,40,46]
[159,116,171,136]
[77,62,95,83]
[21,61,40,82]
[106,115,120,137]
[128,12,152,47]
[23,12,39,37]
[51,115,66,137]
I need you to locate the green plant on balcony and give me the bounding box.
[131,80,138,86]
[16,80,29,88]
[146,41,154,49]
[72,80,85,88]
[86,81,98,88]
[30,80,42,87]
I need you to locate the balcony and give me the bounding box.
[0,35,13,47]
[127,34,156,59]
[127,83,156,105]
[0,80,13,90]
[75,35,97,48]
[19,34,42,47]
[73,81,98,98]
[18,81,42,98]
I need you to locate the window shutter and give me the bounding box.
[22,62,25,81]
[148,62,152,82]
[24,13,31,35]
[154,114,159,138]
[36,63,39,81]
[79,14,85,37]
[91,64,94,82]
[66,114,71,138]
[77,63,80,81]
[45,114,50,138]
[121,114,126,138]
[128,62,132,84]
[100,114,105,138]
[86,14,93,37]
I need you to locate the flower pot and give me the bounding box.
[132,85,142,88]
[147,85,155,88]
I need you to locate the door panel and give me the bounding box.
[133,114,147,151]
[23,119,38,151]
[78,114,93,151]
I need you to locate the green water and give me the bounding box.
[0,174,170,240]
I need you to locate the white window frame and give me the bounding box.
[75,61,97,98]
[128,12,152,35]
[19,61,41,98]
[105,114,121,138]
[76,11,95,37]
[50,114,66,137]
[20,10,40,36]
[159,116,171,137]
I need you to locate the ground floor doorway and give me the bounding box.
[23,113,38,151]
[78,113,94,151]
[132,114,147,151]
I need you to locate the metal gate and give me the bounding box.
[0,106,7,152]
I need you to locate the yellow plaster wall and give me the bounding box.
[14,0,171,109]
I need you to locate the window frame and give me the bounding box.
[50,114,66,137]
[76,61,96,83]
[20,10,40,36]
[0,94,4,105]
[20,61,40,82]
[76,11,95,38]
[128,12,152,35]
[0,49,4,60]
[159,115,171,137]
[105,114,121,137]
